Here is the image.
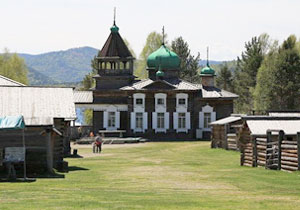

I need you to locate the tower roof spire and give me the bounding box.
[162,26,165,45]
[113,7,116,26]
[206,46,209,67]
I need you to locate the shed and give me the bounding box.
[239,116,300,171]
[210,114,244,150]
[0,86,76,173]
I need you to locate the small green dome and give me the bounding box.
[156,69,165,77]
[201,65,215,75]
[110,25,119,33]
[147,45,180,70]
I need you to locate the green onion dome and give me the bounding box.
[147,45,180,70]
[110,24,119,33]
[200,64,215,75]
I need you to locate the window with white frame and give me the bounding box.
[157,113,165,129]
[178,98,186,105]
[204,112,211,128]
[135,112,143,129]
[178,113,186,129]
[157,98,164,105]
[108,112,116,127]
[135,98,143,105]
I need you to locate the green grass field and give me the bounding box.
[1,142,300,209]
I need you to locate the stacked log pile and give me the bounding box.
[211,125,226,149]
[242,142,253,167]
[255,137,267,167]
[281,139,299,172]
[227,133,238,151]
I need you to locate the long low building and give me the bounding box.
[0,85,76,173]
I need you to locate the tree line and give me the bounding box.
[80,32,300,124]
[217,34,300,113]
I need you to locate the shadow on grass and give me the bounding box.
[67,154,83,159]
[68,166,89,172]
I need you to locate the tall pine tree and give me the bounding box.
[234,36,264,113]
[171,36,200,83]
[254,35,300,111]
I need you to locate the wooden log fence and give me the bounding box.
[241,131,300,172]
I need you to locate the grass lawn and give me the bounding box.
[1,142,300,209]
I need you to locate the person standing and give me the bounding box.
[95,133,103,153]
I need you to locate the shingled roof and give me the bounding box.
[98,29,132,58]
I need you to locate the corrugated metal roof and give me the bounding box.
[201,86,239,99]
[247,120,300,135]
[121,79,200,91]
[73,91,93,103]
[0,86,76,126]
[0,75,26,86]
[269,112,300,117]
[210,116,242,125]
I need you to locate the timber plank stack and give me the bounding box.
[211,125,226,149]
[256,137,267,167]
[227,133,238,150]
[242,142,253,167]
[281,140,299,172]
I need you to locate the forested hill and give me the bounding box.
[19,47,99,84]
[19,46,227,85]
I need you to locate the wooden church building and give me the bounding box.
[90,21,238,140]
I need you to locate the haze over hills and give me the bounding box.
[19,47,99,85]
[19,47,227,86]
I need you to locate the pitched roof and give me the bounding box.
[0,75,26,86]
[73,91,93,104]
[246,120,300,136]
[201,86,238,99]
[121,79,200,91]
[98,31,132,58]
[210,116,243,125]
[0,86,76,126]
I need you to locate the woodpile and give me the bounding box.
[227,133,238,150]
[281,140,299,172]
[242,142,253,167]
[255,137,267,167]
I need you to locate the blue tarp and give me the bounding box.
[0,116,25,130]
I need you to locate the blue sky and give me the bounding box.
[1,0,300,60]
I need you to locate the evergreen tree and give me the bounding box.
[171,36,200,83]
[254,35,300,111]
[234,35,265,113]
[216,63,233,91]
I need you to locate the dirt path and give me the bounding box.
[71,142,148,158]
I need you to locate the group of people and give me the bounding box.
[93,133,104,153]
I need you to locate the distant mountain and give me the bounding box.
[27,66,58,86]
[19,46,99,84]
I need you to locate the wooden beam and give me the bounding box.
[46,130,54,173]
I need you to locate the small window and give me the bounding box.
[157,113,165,129]
[136,113,143,129]
[136,98,143,105]
[157,98,164,105]
[178,98,186,105]
[178,113,186,129]
[108,112,116,127]
[204,112,211,128]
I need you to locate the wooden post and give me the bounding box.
[240,149,244,166]
[225,124,228,150]
[297,132,300,171]
[266,131,271,169]
[253,137,257,167]
[278,130,284,170]
[46,129,54,173]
